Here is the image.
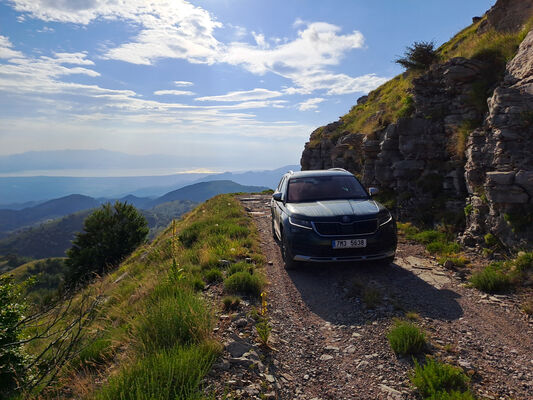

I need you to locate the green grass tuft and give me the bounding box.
[135,283,213,354]
[470,265,511,293]
[387,319,427,356]
[203,268,223,284]
[224,271,264,298]
[411,357,472,399]
[97,343,219,400]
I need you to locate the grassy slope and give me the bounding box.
[24,194,265,399]
[307,15,533,148]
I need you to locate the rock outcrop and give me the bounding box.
[463,30,533,248]
[300,0,533,250]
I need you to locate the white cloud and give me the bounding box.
[154,90,195,96]
[195,88,282,102]
[9,1,383,95]
[0,36,24,59]
[298,97,325,111]
[174,81,194,87]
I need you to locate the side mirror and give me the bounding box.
[272,192,283,202]
[368,187,379,197]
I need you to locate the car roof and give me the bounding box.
[285,169,354,179]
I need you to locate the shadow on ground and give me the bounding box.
[286,261,463,324]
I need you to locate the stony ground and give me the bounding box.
[207,195,533,400]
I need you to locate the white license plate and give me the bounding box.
[332,239,367,249]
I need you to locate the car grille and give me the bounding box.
[313,219,378,236]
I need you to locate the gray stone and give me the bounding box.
[226,340,252,358]
[319,354,334,361]
[486,171,516,185]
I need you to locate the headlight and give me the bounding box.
[378,210,392,226]
[289,217,313,230]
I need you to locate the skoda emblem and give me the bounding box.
[342,215,351,223]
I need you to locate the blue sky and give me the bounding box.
[0,0,495,173]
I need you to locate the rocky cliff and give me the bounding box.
[463,30,533,248]
[300,0,533,250]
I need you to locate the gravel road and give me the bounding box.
[239,195,533,400]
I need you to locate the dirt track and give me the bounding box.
[240,194,533,400]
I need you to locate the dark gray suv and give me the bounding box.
[271,169,397,269]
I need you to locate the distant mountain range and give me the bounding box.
[0,149,196,173]
[0,163,297,205]
[0,180,268,260]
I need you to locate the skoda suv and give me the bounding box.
[271,169,397,269]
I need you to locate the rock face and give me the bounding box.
[300,7,533,249]
[301,56,490,223]
[463,30,533,248]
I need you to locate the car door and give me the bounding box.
[272,176,287,239]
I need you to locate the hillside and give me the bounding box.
[0,209,93,259]
[300,0,533,250]
[0,194,99,234]
[146,180,269,207]
[5,194,266,399]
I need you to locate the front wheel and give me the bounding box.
[281,234,298,270]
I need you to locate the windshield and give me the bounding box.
[287,175,369,202]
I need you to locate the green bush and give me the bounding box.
[514,252,533,273]
[97,343,219,400]
[66,201,148,287]
[387,320,427,355]
[411,358,471,399]
[203,268,223,284]
[224,271,263,298]
[395,41,439,70]
[470,265,511,293]
[135,283,213,354]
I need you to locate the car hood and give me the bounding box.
[286,199,382,220]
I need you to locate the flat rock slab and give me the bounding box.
[396,256,451,289]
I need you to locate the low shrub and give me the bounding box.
[470,265,511,293]
[224,271,263,298]
[203,268,223,284]
[387,319,427,356]
[97,342,219,400]
[411,357,472,399]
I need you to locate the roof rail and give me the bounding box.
[328,168,348,172]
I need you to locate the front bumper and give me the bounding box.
[286,220,397,263]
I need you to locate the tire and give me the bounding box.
[271,216,278,241]
[377,255,395,266]
[281,234,298,270]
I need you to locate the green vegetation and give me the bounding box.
[470,265,511,293]
[362,286,382,309]
[255,319,272,347]
[0,210,92,260]
[395,41,439,71]
[398,222,461,257]
[1,194,265,399]
[0,253,33,274]
[222,295,241,312]
[411,358,474,400]
[224,270,264,298]
[470,251,533,293]
[5,258,68,306]
[0,277,28,397]
[66,201,149,287]
[97,343,219,400]
[203,267,223,284]
[387,319,427,356]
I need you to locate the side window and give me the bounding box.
[280,177,289,199]
[276,176,286,193]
